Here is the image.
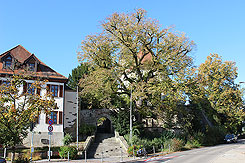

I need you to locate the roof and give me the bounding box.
[0,45,67,82]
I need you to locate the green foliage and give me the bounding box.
[111,108,142,136]
[164,138,184,152]
[204,126,227,145]
[63,133,73,146]
[59,146,78,159]
[67,63,90,90]
[193,54,245,133]
[79,124,96,136]
[0,73,56,150]
[78,8,195,116]
[127,145,143,156]
[185,132,205,149]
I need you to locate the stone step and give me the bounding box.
[87,133,128,158]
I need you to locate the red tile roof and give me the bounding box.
[0,45,67,82]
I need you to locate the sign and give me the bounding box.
[48,132,53,135]
[48,119,54,125]
[48,125,53,132]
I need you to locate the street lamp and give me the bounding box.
[76,86,79,150]
[129,86,133,146]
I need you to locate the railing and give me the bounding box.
[115,131,129,151]
[83,135,95,152]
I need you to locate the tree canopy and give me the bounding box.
[0,73,56,148]
[194,54,245,131]
[77,9,244,133]
[78,9,195,113]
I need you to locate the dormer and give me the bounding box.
[1,53,15,70]
[24,54,40,72]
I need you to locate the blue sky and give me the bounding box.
[1,0,245,85]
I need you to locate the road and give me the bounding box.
[130,139,245,163]
[33,139,245,163]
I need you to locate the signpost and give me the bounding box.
[48,119,53,161]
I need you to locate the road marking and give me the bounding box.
[144,155,178,162]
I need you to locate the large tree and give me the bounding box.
[78,9,195,123]
[0,73,56,160]
[193,54,245,132]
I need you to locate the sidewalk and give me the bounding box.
[211,142,245,163]
[32,156,137,163]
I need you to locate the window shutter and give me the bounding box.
[46,84,50,93]
[59,85,63,97]
[23,82,27,93]
[46,114,49,124]
[59,111,63,124]
[3,61,5,69]
[37,88,41,95]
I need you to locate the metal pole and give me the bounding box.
[85,150,87,163]
[120,147,123,162]
[30,131,34,162]
[133,148,135,159]
[76,86,79,150]
[49,133,51,161]
[3,148,6,158]
[68,151,69,161]
[129,86,133,146]
[153,146,155,154]
[101,152,103,163]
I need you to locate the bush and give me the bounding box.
[79,124,96,136]
[204,126,226,145]
[164,138,184,152]
[127,145,142,156]
[59,146,78,159]
[63,133,73,146]
[185,132,205,149]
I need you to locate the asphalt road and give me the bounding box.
[130,139,245,163]
[33,139,245,163]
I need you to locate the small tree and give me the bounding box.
[63,133,73,146]
[0,72,56,161]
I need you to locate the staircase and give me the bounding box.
[87,133,128,158]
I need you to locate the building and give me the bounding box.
[0,45,77,147]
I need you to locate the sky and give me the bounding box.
[0,0,245,85]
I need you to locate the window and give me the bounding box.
[46,84,63,97]
[51,85,58,97]
[5,56,12,68]
[46,111,63,124]
[50,111,58,124]
[23,82,40,95]
[28,63,35,71]
[2,81,10,86]
[27,83,35,95]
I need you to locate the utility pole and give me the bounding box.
[76,85,79,150]
[129,86,133,146]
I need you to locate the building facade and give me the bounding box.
[0,45,76,147]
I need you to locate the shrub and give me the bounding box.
[79,124,96,136]
[204,126,226,145]
[185,132,204,149]
[59,146,78,159]
[63,133,73,146]
[160,130,176,141]
[164,138,184,152]
[127,145,142,156]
